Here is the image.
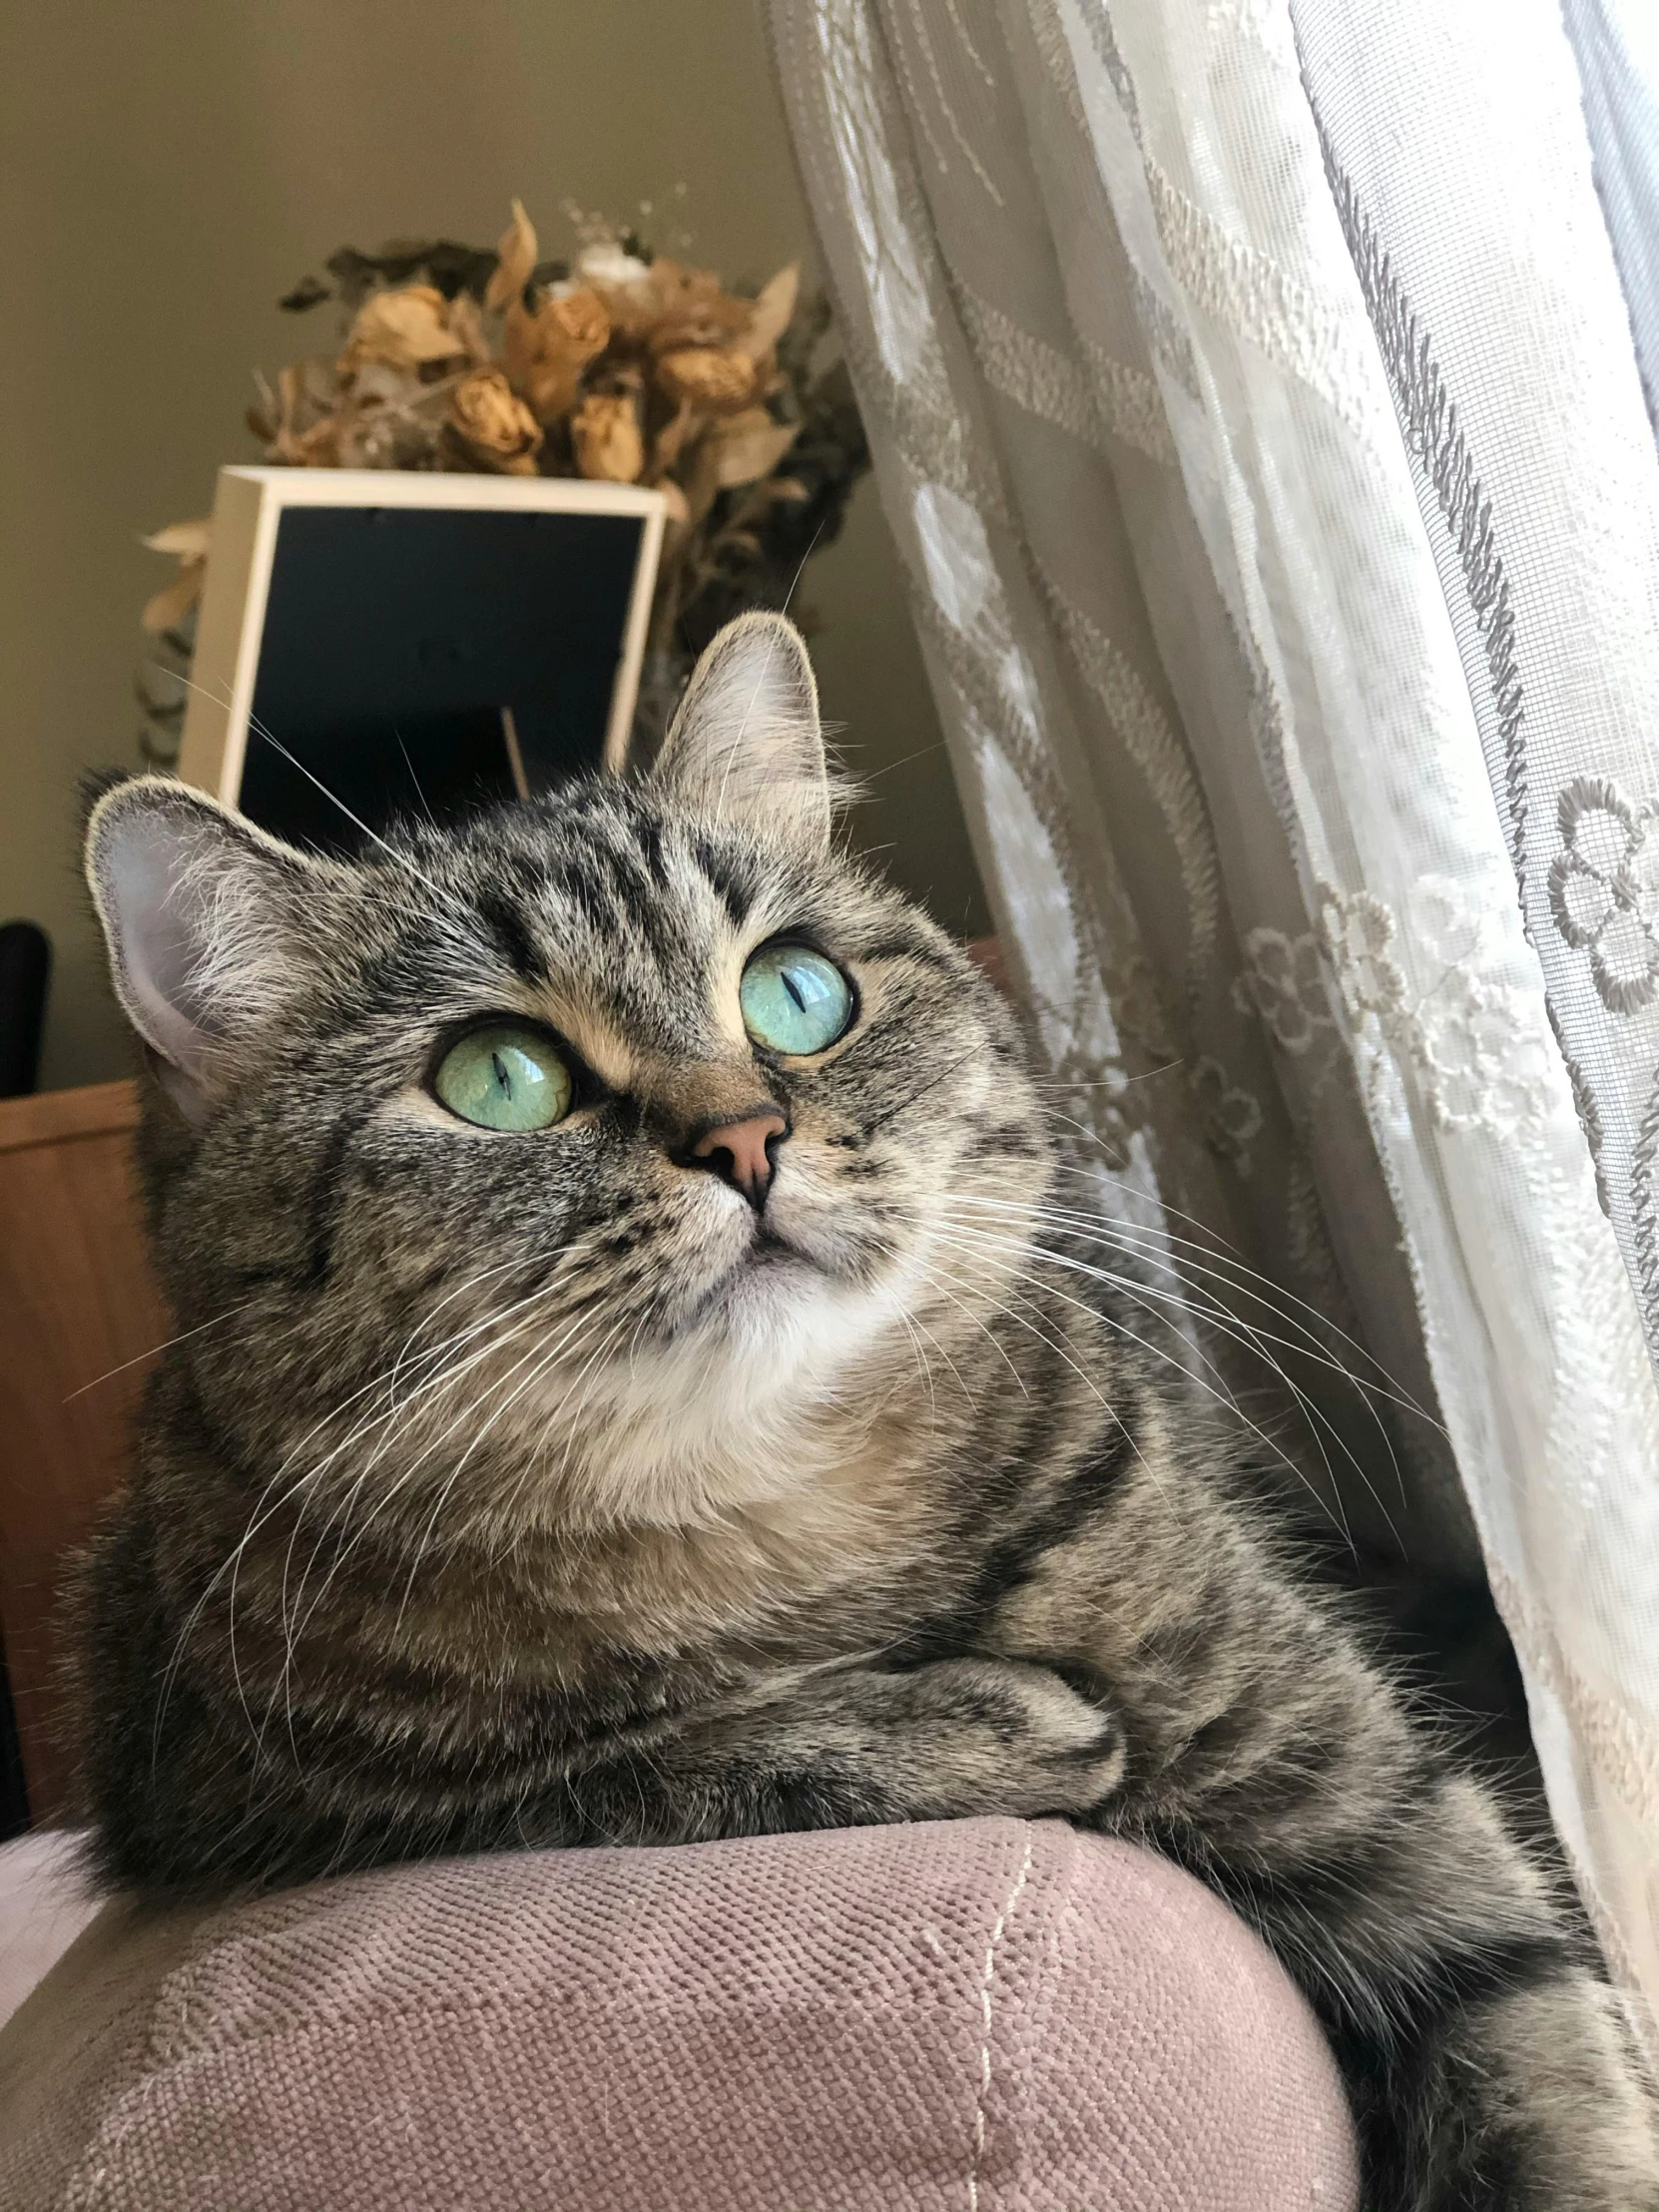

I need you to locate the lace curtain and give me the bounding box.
[765,0,1659,2039]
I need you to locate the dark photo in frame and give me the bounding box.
[177,468,666,855]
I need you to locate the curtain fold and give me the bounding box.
[1562,0,1659,438]
[767,0,1659,2040]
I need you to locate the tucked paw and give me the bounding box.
[892,1656,1126,1819]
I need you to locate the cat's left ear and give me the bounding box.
[647,612,833,851]
[83,775,322,1121]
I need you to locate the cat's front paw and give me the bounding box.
[892,1656,1126,1820]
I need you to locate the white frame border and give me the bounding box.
[177,465,668,805]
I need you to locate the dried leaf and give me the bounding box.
[141,563,206,635]
[276,356,340,431]
[341,286,471,371]
[325,241,499,308]
[682,431,727,526]
[247,367,281,442]
[503,301,578,423]
[649,399,702,481]
[708,408,799,488]
[734,264,799,361]
[443,289,491,367]
[286,416,343,467]
[141,518,213,560]
[279,274,331,313]
[587,250,747,350]
[642,267,754,356]
[655,346,757,413]
[486,200,538,312]
[345,360,421,410]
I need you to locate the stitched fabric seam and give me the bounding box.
[967,1829,1034,2212]
[1306,115,1528,903]
[1629,1062,1659,1318]
[1039,569,1224,997]
[1021,0,1201,395]
[954,277,1176,465]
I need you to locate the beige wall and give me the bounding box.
[0,0,983,1092]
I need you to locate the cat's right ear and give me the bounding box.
[644,613,836,850]
[83,775,316,1119]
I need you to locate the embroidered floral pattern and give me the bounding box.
[1548,775,1659,1015]
[1321,889,1408,1022]
[1318,878,1552,1141]
[1107,951,1177,1064]
[1188,1055,1263,1166]
[1232,926,1337,1054]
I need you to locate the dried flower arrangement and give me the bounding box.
[138,202,868,768]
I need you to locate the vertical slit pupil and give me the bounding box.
[783,970,807,1012]
[492,1050,512,1097]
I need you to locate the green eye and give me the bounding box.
[740,944,854,1055]
[433,1023,573,1132]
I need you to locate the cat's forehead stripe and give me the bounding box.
[383,789,946,1061]
[472,887,544,985]
[434,802,780,991]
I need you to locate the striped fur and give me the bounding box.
[73,617,1656,2206]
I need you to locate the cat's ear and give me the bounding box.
[83,775,319,1118]
[649,612,833,850]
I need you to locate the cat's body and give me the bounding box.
[75,616,1655,2208]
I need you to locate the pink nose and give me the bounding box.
[690,1108,788,1211]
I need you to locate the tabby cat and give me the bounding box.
[74,614,1655,2208]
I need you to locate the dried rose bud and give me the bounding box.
[549,285,610,360]
[341,285,473,373]
[572,391,645,482]
[655,346,757,413]
[644,268,753,357]
[448,368,543,474]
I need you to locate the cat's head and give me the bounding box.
[86,615,1050,1539]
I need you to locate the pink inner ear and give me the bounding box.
[96,806,229,1078]
[147,1041,215,1125]
[656,616,830,845]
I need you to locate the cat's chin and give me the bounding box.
[653,1180,907,1353]
[684,1224,824,1334]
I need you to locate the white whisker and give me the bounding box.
[172,669,478,925]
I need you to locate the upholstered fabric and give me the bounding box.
[0,1818,1356,2210]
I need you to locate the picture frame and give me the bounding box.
[176,466,667,852]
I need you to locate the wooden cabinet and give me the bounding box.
[0,1082,165,1822]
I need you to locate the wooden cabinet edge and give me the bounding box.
[0,1081,140,1155]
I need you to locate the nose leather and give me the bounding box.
[690,1108,789,1211]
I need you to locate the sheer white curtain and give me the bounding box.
[766,0,1659,2038]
